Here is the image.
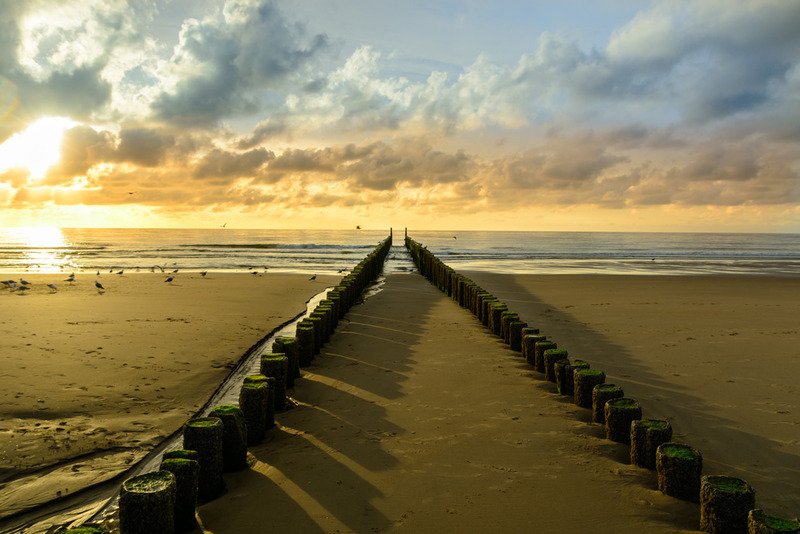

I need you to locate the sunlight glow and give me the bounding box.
[0,226,71,272]
[0,117,77,180]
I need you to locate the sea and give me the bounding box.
[0,227,798,276]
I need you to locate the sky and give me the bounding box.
[0,0,798,232]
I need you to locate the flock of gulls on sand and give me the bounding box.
[2,267,322,295]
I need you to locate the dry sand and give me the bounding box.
[0,272,338,526]
[197,272,777,533]
[2,270,797,533]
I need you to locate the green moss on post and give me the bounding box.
[748,509,800,533]
[261,353,289,410]
[119,470,176,534]
[209,405,248,472]
[604,397,641,444]
[574,368,605,408]
[159,457,200,532]
[534,341,557,374]
[163,449,199,462]
[508,321,527,352]
[630,419,672,469]
[543,348,568,382]
[592,384,624,424]
[700,475,755,534]
[522,335,546,366]
[182,417,225,502]
[656,442,703,503]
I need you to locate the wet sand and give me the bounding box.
[0,272,338,525]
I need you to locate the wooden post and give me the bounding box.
[119,471,177,534]
[700,475,755,534]
[592,384,624,424]
[604,397,641,444]
[209,405,248,472]
[656,442,703,503]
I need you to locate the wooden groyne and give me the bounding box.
[69,234,393,533]
[404,234,797,534]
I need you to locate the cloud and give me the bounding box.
[150,0,328,127]
[193,147,275,180]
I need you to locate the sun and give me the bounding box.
[0,116,77,180]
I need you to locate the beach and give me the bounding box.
[194,271,797,532]
[0,272,338,527]
[1,268,798,532]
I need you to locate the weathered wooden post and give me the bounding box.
[260,353,289,411]
[534,340,557,373]
[182,417,225,502]
[543,348,568,382]
[522,335,547,366]
[604,397,641,444]
[239,381,268,445]
[272,337,300,385]
[592,384,624,424]
[160,450,200,532]
[243,374,275,430]
[508,321,527,352]
[574,368,605,408]
[748,510,800,533]
[631,419,672,469]
[296,325,315,366]
[700,475,755,534]
[208,405,248,472]
[656,442,703,503]
[119,470,177,534]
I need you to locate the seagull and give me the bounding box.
[19,278,30,285]
[96,271,100,276]
[200,271,207,277]
[251,271,258,275]
[453,236,457,239]
[309,274,316,281]
[1,279,14,287]
[95,280,105,291]
[47,283,57,291]
[17,285,30,292]
[116,269,124,275]
[171,269,178,274]
[65,273,75,282]
[8,281,17,290]
[165,276,174,283]
[221,222,227,228]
